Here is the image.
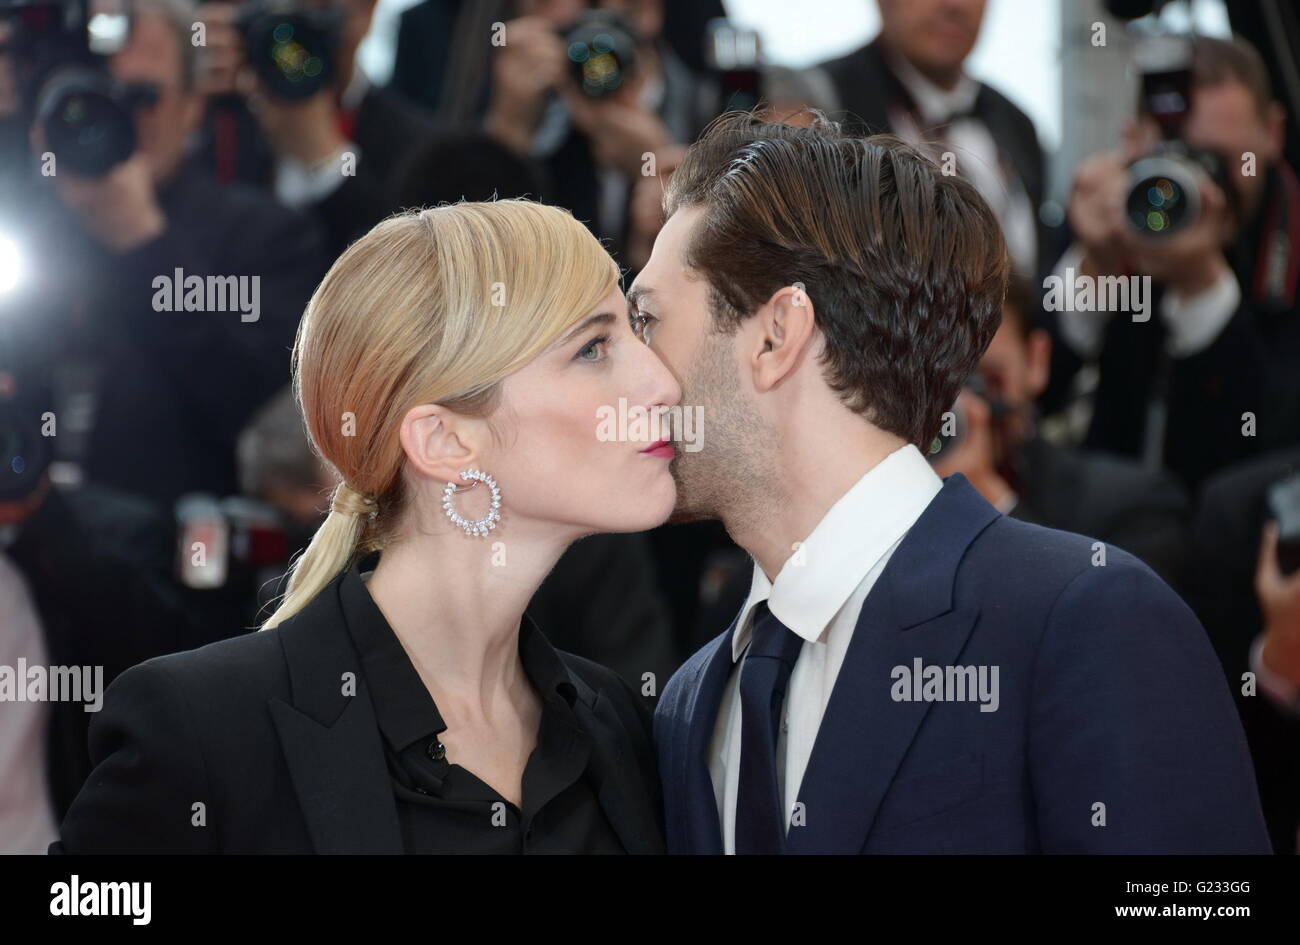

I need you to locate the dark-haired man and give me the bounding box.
[638,112,1269,854]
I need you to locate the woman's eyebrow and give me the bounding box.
[554,312,616,349]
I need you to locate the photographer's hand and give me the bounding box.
[563,74,671,180]
[931,388,1013,511]
[485,16,568,155]
[243,75,347,169]
[1256,522,1300,689]
[45,151,165,254]
[1067,151,1130,277]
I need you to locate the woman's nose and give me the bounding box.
[638,338,681,410]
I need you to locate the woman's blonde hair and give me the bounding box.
[261,200,619,630]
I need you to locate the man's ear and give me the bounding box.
[398,404,486,486]
[750,284,817,393]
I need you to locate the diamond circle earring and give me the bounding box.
[441,468,502,537]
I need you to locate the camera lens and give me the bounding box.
[266,20,325,88]
[1125,156,1202,238]
[0,403,49,504]
[35,68,137,177]
[564,12,638,99]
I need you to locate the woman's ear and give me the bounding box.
[398,404,484,485]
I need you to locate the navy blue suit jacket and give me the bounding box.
[653,473,1272,853]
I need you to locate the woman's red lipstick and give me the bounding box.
[640,439,675,459]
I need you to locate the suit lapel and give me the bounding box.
[677,624,737,855]
[786,473,1000,854]
[269,578,404,854]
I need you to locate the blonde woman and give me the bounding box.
[50,201,680,854]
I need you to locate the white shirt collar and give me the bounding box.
[341,65,370,114]
[886,49,978,126]
[729,443,943,662]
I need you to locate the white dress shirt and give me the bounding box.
[273,67,371,209]
[1052,241,1242,360]
[707,443,944,854]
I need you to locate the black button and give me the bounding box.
[427,738,446,761]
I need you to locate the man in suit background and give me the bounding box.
[818,0,1044,278]
[634,112,1269,854]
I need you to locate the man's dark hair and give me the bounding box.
[664,109,1008,448]
[1192,35,1275,118]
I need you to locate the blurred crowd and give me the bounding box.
[2,0,1300,855]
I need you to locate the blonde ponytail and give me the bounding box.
[259,200,619,630]
[262,483,374,629]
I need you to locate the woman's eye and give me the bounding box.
[577,335,609,361]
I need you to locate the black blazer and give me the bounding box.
[49,560,666,854]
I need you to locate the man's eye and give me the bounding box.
[631,313,658,343]
[577,335,609,361]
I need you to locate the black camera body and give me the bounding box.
[562,9,638,99]
[927,373,1010,464]
[1,0,154,177]
[1126,33,1235,239]
[237,0,343,101]
[0,369,52,505]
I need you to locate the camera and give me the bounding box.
[1,0,155,177]
[0,368,51,505]
[563,9,638,99]
[237,0,343,101]
[1125,33,1233,239]
[927,373,1008,464]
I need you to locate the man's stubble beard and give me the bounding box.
[667,327,772,526]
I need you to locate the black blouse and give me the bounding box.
[341,565,626,854]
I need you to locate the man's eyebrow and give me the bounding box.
[555,312,616,349]
[626,286,656,308]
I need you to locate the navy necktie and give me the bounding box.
[734,600,805,855]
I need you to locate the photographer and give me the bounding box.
[12,0,327,511]
[1051,34,1300,492]
[0,370,211,841]
[931,275,1190,592]
[197,0,438,259]
[1185,447,1300,854]
[481,0,708,261]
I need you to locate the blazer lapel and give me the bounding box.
[676,625,737,855]
[269,578,404,854]
[786,474,1001,854]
